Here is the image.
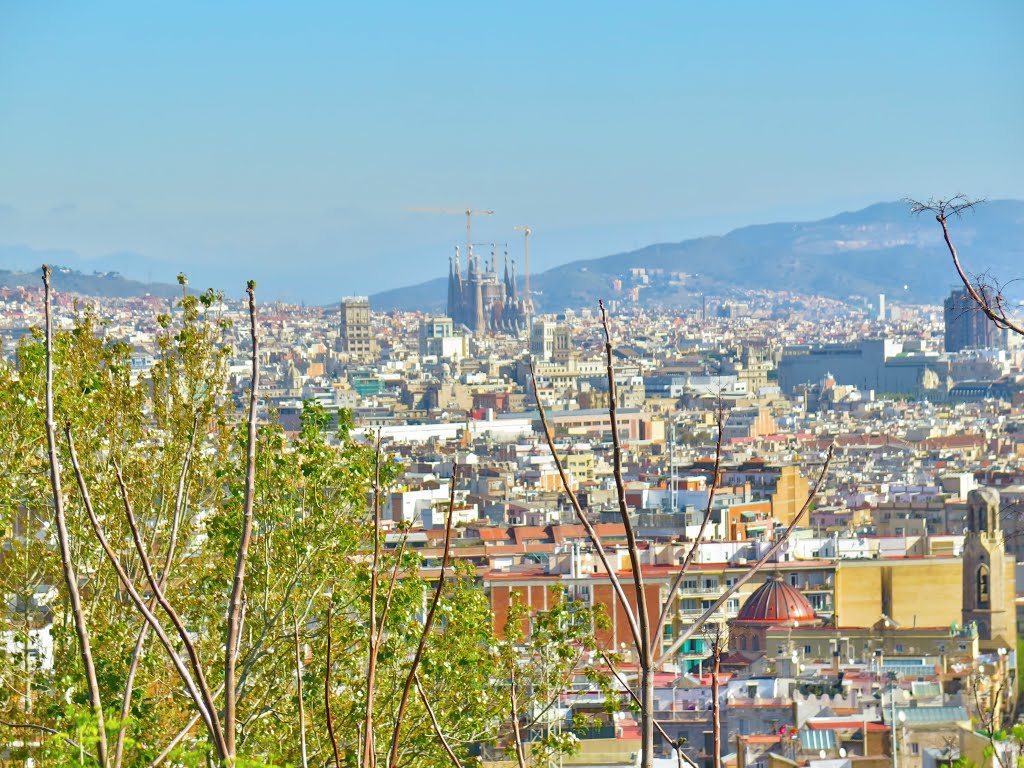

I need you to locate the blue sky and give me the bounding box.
[1,1,1021,301]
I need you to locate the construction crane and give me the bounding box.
[407,207,495,263]
[514,225,533,311]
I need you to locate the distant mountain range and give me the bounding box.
[371,200,1024,312]
[4,200,1022,309]
[0,266,182,300]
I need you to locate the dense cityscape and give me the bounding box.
[3,4,1022,767]
[2,238,1023,766]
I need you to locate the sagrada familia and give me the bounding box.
[446,245,530,334]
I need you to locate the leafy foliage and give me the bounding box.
[0,284,603,766]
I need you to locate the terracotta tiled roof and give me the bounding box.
[734,574,817,625]
[475,528,512,542]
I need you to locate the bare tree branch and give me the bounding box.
[596,648,699,768]
[294,617,308,768]
[41,264,108,767]
[414,672,464,768]
[324,600,342,768]
[110,456,226,756]
[658,445,834,662]
[710,630,723,768]
[655,407,725,650]
[388,464,460,768]
[146,683,225,768]
[364,430,384,768]
[529,357,643,652]
[225,279,260,758]
[65,429,222,755]
[598,299,655,768]
[0,719,97,761]
[908,196,1023,338]
[115,412,200,768]
[508,668,528,768]
[376,528,411,649]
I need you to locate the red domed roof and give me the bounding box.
[734,575,818,625]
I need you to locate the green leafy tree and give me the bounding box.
[498,588,608,768]
[0,272,524,767]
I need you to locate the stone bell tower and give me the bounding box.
[962,487,1016,647]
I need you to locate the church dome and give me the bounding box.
[734,575,818,625]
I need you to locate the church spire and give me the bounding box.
[474,278,485,333]
[509,253,519,303]
[962,487,1016,646]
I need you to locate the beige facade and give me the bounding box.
[770,465,810,526]
[339,296,377,362]
[833,558,964,629]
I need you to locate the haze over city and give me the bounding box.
[2,2,1023,301]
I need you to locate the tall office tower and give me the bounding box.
[530,320,556,360]
[944,287,998,352]
[877,293,886,321]
[529,319,571,362]
[339,296,377,362]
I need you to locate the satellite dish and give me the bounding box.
[840,748,848,758]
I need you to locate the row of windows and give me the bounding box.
[680,598,740,611]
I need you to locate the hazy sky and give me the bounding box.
[1,2,1022,302]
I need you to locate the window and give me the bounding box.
[790,574,799,586]
[910,743,919,756]
[703,577,718,590]
[727,598,740,611]
[682,599,698,611]
[804,645,812,655]
[813,594,833,611]
[977,565,991,608]
[895,643,904,653]
[682,578,698,592]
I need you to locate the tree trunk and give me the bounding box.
[41,265,108,767]
[224,281,259,759]
[641,657,655,768]
[712,644,722,768]
[294,620,308,768]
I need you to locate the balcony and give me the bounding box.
[677,585,724,596]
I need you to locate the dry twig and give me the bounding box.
[225,280,260,757]
[388,465,460,768]
[908,196,1023,338]
[41,265,108,767]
